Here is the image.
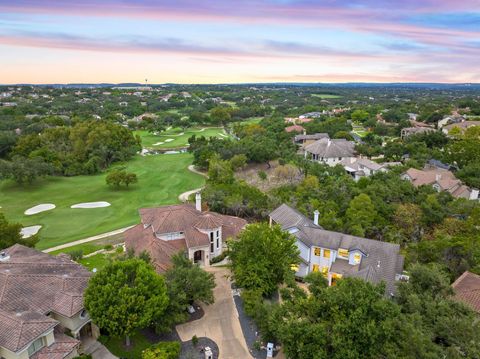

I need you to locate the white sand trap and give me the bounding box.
[164,138,174,142]
[24,204,56,215]
[71,201,111,209]
[153,142,164,145]
[197,128,206,132]
[21,225,42,238]
[218,133,228,138]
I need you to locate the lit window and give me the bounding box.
[312,264,319,272]
[291,264,299,272]
[353,253,361,264]
[323,249,331,259]
[314,247,321,256]
[321,266,328,276]
[338,249,348,258]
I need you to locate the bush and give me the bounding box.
[68,249,83,261]
[192,335,199,347]
[258,170,267,181]
[104,244,113,251]
[73,355,92,359]
[241,288,263,318]
[210,250,228,264]
[142,341,181,359]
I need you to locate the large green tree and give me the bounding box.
[0,213,39,250]
[229,223,299,296]
[84,258,169,346]
[345,193,377,237]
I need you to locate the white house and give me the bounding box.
[303,138,355,166]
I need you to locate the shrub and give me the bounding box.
[68,249,83,261]
[142,341,181,359]
[73,355,92,359]
[210,250,228,264]
[104,244,113,251]
[257,170,267,181]
[241,288,263,318]
[192,335,199,347]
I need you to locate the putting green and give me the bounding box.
[135,127,230,149]
[0,153,204,250]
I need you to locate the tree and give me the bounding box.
[229,154,247,170]
[210,107,231,125]
[142,342,180,359]
[106,170,138,188]
[84,259,169,346]
[345,193,376,237]
[156,253,215,333]
[0,213,39,250]
[229,223,299,296]
[0,156,53,184]
[207,155,234,184]
[393,203,423,244]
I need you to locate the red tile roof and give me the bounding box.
[452,271,480,313]
[31,330,80,359]
[0,244,91,353]
[126,204,247,272]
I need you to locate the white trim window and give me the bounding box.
[27,336,45,356]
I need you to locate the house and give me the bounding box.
[401,167,479,200]
[452,271,480,314]
[437,115,465,129]
[302,138,355,166]
[0,245,95,359]
[269,204,404,296]
[400,126,435,139]
[442,121,480,135]
[285,125,305,133]
[340,157,399,181]
[293,133,329,146]
[125,193,247,272]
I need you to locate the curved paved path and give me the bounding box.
[178,165,208,202]
[176,267,251,359]
[43,226,134,253]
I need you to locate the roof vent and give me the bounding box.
[377,260,381,268]
[0,251,10,262]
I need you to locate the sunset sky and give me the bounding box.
[0,0,479,84]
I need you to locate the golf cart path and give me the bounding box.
[43,225,135,253]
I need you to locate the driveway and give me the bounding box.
[176,267,251,359]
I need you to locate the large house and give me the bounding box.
[269,204,404,296]
[0,245,94,359]
[293,133,329,146]
[340,157,400,181]
[442,120,480,135]
[302,138,355,166]
[401,167,479,200]
[125,193,247,272]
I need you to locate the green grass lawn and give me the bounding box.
[0,153,204,250]
[135,126,229,149]
[79,252,113,271]
[99,330,152,359]
[311,94,342,99]
[239,117,263,125]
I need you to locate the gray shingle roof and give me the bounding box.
[304,138,355,158]
[270,204,404,295]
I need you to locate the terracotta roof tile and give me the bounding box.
[452,271,480,313]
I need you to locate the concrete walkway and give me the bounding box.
[83,339,117,359]
[43,226,135,253]
[176,267,251,359]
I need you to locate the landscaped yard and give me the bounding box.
[135,126,230,149]
[99,330,152,359]
[0,153,204,250]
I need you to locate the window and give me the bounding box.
[321,266,328,276]
[291,264,299,272]
[210,240,214,253]
[210,232,214,241]
[338,249,348,258]
[27,337,45,356]
[312,264,319,272]
[323,249,331,259]
[216,230,219,237]
[79,309,87,319]
[353,253,361,265]
[314,247,321,256]
[216,237,220,249]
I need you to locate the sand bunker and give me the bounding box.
[21,225,42,238]
[164,138,174,142]
[218,133,228,138]
[24,204,56,215]
[71,201,111,209]
[153,142,164,145]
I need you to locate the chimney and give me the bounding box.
[195,192,202,212]
[303,129,307,135]
[435,173,441,181]
[313,210,320,226]
[470,189,479,201]
[327,138,331,147]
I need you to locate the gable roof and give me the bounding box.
[270,204,403,295]
[0,245,90,353]
[452,271,480,313]
[304,138,355,158]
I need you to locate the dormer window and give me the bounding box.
[338,249,348,258]
[353,253,361,265]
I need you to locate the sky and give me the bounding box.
[0,0,479,84]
